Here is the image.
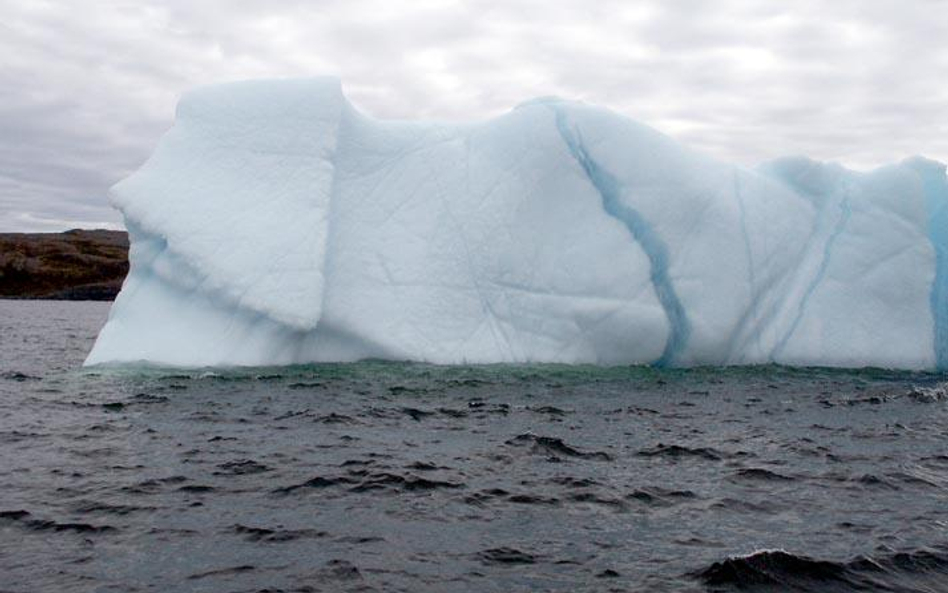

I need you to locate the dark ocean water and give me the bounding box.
[3,300,948,592]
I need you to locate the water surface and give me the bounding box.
[2,300,948,592]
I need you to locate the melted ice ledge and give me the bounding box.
[86,78,948,369]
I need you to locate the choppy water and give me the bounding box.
[3,300,948,592]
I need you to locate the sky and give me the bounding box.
[1,0,947,232]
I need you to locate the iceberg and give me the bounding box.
[85,78,948,369]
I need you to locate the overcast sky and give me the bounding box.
[2,0,946,231]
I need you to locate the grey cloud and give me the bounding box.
[0,0,945,231]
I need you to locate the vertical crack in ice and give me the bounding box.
[734,169,757,290]
[915,164,948,369]
[549,104,690,366]
[723,168,761,362]
[773,189,852,359]
[436,133,517,361]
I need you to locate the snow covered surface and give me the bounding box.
[86,78,948,369]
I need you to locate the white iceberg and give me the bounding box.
[85,78,948,369]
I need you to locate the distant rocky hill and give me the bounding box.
[0,229,128,300]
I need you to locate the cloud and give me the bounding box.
[0,0,945,231]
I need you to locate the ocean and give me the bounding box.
[2,299,948,592]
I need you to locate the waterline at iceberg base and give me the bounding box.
[86,78,948,369]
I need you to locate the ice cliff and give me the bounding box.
[85,78,948,369]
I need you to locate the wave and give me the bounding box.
[697,546,948,592]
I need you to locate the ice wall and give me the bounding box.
[85,78,948,369]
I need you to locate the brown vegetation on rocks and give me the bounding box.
[0,230,128,300]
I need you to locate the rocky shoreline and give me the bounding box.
[0,229,128,300]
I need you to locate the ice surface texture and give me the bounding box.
[86,78,948,368]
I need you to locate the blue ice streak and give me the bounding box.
[913,162,948,369]
[550,105,690,366]
[773,194,852,359]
